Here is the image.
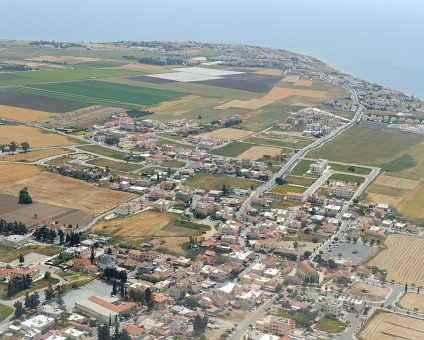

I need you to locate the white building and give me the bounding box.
[309,159,328,175]
[21,315,55,332]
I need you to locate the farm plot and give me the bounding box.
[28,80,188,106]
[2,148,70,162]
[0,125,75,148]
[237,145,282,161]
[0,90,88,113]
[209,141,253,158]
[201,128,254,140]
[0,163,136,214]
[358,310,424,340]
[397,293,424,313]
[374,175,418,190]
[245,136,313,149]
[262,87,327,101]
[91,211,191,255]
[345,282,390,302]
[0,104,55,122]
[396,183,424,219]
[290,159,314,176]
[185,173,261,191]
[367,234,424,286]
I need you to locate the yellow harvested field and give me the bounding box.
[374,175,419,190]
[396,183,424,219]
[283,75,300,82]
[202,128,254,140]
[2,148,70,162]
[262,87,327,101]
[367,234,424,286]
[0,125,75,148]
[0,105,55,122]
[358,310,424,340]
[91,210,191,254]
[28,55,99,63]
[253,68,284,76]
[149,95,199,112]
[294,80,313,87]
[215,99,274,110]
[0,164,135,214]
[398,293,424,313]
[345,282,389,302]
[116,63,170,72]
[366,193,403,206]
[237,145,282,161]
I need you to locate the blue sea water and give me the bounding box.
[1,0,423,98]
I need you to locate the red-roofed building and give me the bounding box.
[296,261,319,284]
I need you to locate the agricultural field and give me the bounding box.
[244,136,312,149]
[201,128,254,140]
[271,185,305,194]
[0,104,55,122]
[87,158,140,172]
[367,234,424,286]
[0,163,136,214]
[358,310,424,340]
[396,183,424,219]
[209,141,253,157]
[345,282,390,302]
[237,145,283,161]
[91,210,191,255]
[185,173,262,191]
[397,292,424,313]
[162,160,186,168]
[0,125,75,148]
[290,159,314,176]
[2,148,70,162]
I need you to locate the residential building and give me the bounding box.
[309,159,328,175]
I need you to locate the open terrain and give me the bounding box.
[185,173,261,191]
[0,245,62,263]
[237,145,283,161]
[201,128,254,140]
[367,234,424,286]
[345,282,390,302]
[358,310,424,340]
[209,141,253,158]
[0,104,55,122]
[2,148,70,162]
[397,292,424,313]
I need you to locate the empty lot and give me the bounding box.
[346,282,390,302]
[202,128,254,140]
[2,148,70,162]
[397,293,424,313]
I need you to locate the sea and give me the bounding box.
[1,0,423,98]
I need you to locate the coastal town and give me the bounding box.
[0,40,423,340]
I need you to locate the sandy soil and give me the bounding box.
[2,148,70,162]
[237,145,282,160]
[0,125,75,148]
[346,282,390,302]
[398,292,424,313]
[0,105,56,122]
[202,128,254,140]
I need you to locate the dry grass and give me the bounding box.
[0,125,75,148]
[0,163,136,214]
[237,145,282,161]
[358,310,424,340]
[367,234,424,286]
[366,193,404,206]
[214,99,274,110]
[202,128,254,140]
[116,63,173,72]
[398,293,424,313]
[282,75,300,82]
[149,95,199,112]
[396,183,424,219]
[262,87,328,101]
[294,80,313,87]
[374,175,419,190]
[0,105,55,122]
[28,55,99,63]
[345,282,390,302]
[2,148,70,162]
[253,68,284,76]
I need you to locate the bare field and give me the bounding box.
[149,95,199,112]
[282,75,300,82]
[117,63,173,72]
[0,125,75,148]
[253,68,284,76]
[367,234,424,286]
[398,293,424,313]
[215,99,274,110]
[2,148,70,162]
[358,310,424,340]
[202,128,254,140]
[396,183,424,219]
[0,105,55,122]
[374,175,419,190]
[0,164,136,214]
[28,55,99,64]
[366,193,403,206]
[345,282,390,302]
[237,145,282,160]
[294,80,313,87]
[262,87,328,101]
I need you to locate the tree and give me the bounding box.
[44,271,51,281]
[21,141,30,153]
[193,314,208,336]
[112,281,117,296]
[120,281,125,298]
[275,177,287,185]
[405,283,408,292]
[90,247,96,264]
[30,292,40,309]
[9,141,17,153]
[293,241,299,250]
[18,187,32,204]
[104,135,120,146]
[45,282,55,301]
[303,251,312,259]
[144,287,152,304]
[24,292,31,309]
[13,301,25,318]
[146,298,154,311]
[18,254,24,264]
[346,236,352,242]
[98,324,110,340]
[327,259,337,270]
[58,229,65,243]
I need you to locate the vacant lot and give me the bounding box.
[245,136,313,149]
[92,210,191,254]
[286,175,316,186]
[398,293,424,313]
[209,141,253,158]
[358,310,424,340]
[272,185,305,194]
[367,234,424,286]
[316,317,346,333]
[374,174,418,190]
[3,148,70,162]
[0,125,75,148]
[290,159,314,176]
[330,173,365,184]
[0,303,13,322]
[0,104,55,122]
[0,163,136,214]
[88,158,140,172]
[77,145,133,161]
[262,87,327,101]
[396,183,424,219]
[346,282,390,302]
[30,80,187,106]
[237,145,282,161]
[185,173,261,191]
[328,162,372,175]
[202,128,254,140]
[0,245,62,263]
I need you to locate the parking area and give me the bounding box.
[62,279,112,312]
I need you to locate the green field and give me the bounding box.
[330,173,365,184]
[290,159,314,176]
[0,303,13,322]
[381,154,416,172]
[328,162,372,175]
[286,175,316,186]
[88,158,140,171]
[209,141,253,157]
[185,173,262,191]
[245,136,313,149]
[76,60,126,68]
[155,138,194,149]
[271,184,305,194]
[28,80,187,106]
[162,160,186,168]
[367,184,409,197]
[316,317,346,333]
[77,145,138,161]
[397,183,424,219]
